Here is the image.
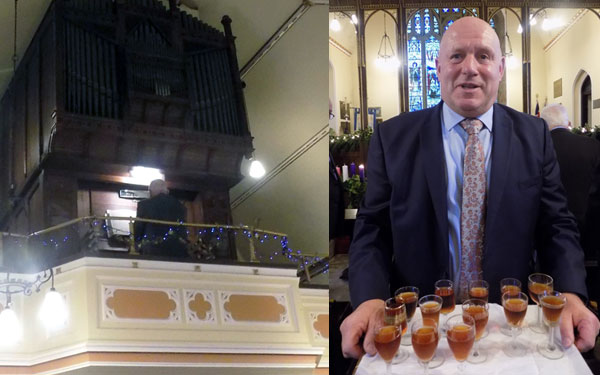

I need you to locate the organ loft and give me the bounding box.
[0,0,255,268]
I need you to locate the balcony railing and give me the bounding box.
[0,216,328,286]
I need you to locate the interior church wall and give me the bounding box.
[542,10,600,127]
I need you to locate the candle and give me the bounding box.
[342,165,349,182]
[350,162,356,177]
[336,166,341,178]
[359,164,365,182]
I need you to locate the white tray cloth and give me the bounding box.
[354,304,593,375]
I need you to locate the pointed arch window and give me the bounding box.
[407,8,478,111]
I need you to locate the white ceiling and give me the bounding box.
[0,0,303,98]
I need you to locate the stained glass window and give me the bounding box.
[406,8,477,111]
[425,36,441,108]
[408,36,423,112]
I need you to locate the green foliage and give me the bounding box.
[343,175,367,209]
[329,128,373,153]
[571,126,600,141]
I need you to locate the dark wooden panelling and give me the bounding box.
[40,18,56,155]
[14,78,27,188]
[77,189,91,217]
[27,47,41,174]
[89,190,140,217]
[28,183,44,233]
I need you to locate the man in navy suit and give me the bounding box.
[340,17,599,359]
[134,179,188,257]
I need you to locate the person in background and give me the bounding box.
[340,17,600,359]
[541,103,600,303]
[134,179,188,258]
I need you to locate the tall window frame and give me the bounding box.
[406,8,479,112]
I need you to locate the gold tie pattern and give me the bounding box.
[458,118,486,302]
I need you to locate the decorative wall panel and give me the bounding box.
[220,292,289,324]
[184,289,216,324]
[103,286,180,321]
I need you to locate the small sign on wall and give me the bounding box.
[593,99,600,109]
[553,79,562,98]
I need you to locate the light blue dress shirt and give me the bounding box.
[441,103,493,287]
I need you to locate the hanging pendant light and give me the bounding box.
[39,270,68,331]
[375,13,399,70]
[0,297,22,346]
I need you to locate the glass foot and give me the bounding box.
[428,352,445,369]
[401,331,412,346]
[390,347,409,364]
[537,341,564,360]
[467,348,487,364]
[503,340,528,357]
[500,325,521,337]
[529,322,548,334]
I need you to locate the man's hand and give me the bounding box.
[340,299,385,359]
[559,293,600,352]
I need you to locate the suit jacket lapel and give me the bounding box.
[420,103,449,270]
[486,104,513,240]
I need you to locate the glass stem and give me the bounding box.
[386,361,391,375]
[537,304,542,326]
[547,325,556,351]
[511,326,517,348]
[473,340,480,356]
[424,361,429,375]
[458,362,466,374]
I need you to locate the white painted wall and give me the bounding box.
[505,12,524,112]
[329,13,360,134]
[365,10,400,121]
[200,1,328,262]
[542,10,600,127]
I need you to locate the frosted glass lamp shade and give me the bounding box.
[39,289,68,331]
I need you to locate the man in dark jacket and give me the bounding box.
[134,179,188,257]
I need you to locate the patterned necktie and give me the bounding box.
[458,118,486,301]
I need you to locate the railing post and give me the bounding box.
[248,225,257,262]
[302,255,311,282]
[128,217,139,255]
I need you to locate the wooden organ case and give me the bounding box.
[0,0,253,263]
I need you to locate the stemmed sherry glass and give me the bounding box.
[446,314,476,374]
[462,299,489,363]
[502,291,529,357]
[374,308,402,375]
[384,297,409,363]
[499,278,522,336]
[395,286,419,347]
[411,318,439,375]
[528,273,553,333]
[537,290,567,359]
[434,279,455,333]
[418,294,444,368]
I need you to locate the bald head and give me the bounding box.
[540,103,570,130]
[149,179,168,197]
[436,17,505,117]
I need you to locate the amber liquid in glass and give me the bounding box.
[469,287,489,303]
[375,325,402,362]
[398,292,418,320]
[447,325,475,361]
[541,296,566,325]
[501,285,521,297]
[412,326,439,362]
[528,282,552,304]
[421,301,441,325]
[463,305,489,340]
[384,309,407,335]
[503,298,528,326]
[435,287,455,314]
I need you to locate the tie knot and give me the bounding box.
[460,118,483,135]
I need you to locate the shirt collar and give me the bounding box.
[442,102,494,132]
